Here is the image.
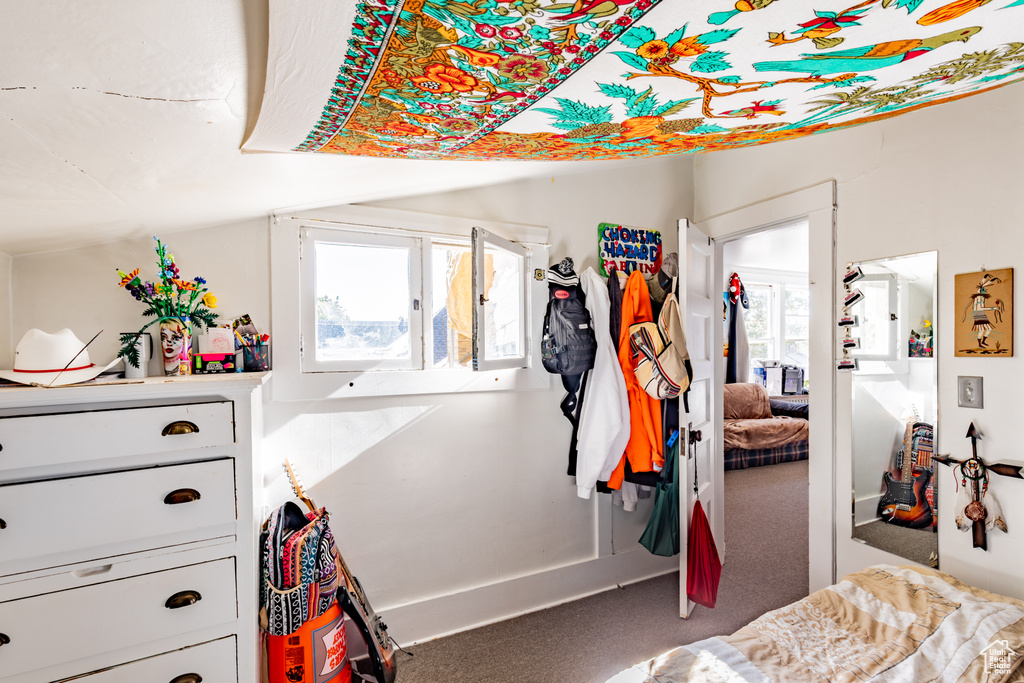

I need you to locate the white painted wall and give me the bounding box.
[9,220,271,371]
[696,80,1024,599]
[0,251,11,361]
[6,156,694,644]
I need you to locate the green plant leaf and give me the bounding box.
[691,51,731,73]
[619,25,656,48]
[654,98,698,117]
[598,82,640,101]
[698,28,740,46]
[665,24,689,46]
[614,51,650,71]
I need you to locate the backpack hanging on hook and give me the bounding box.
[541,258,597,423]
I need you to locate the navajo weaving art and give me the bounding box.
[243,0,1024,160]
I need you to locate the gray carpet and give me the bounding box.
[853,519,937,567]
[390,460,809,683]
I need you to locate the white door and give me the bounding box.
[678,218,723,618]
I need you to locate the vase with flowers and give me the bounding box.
[117,237,219,376]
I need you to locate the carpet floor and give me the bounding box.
[390,460,809,683]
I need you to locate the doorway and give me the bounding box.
[718,221,812,593]
[699,181,837,591]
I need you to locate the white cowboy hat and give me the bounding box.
[0,328,119,387]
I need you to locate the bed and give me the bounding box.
[724,383,809,470]
[609,564,1024,682]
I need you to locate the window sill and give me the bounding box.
[269,365,551,401]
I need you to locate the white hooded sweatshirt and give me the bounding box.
[576,267,632,499]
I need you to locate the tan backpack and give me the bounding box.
[629,277,692,400]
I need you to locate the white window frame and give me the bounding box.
[301,227,424,373]
[726,267,809,373]
[270,205,551,401]
[742,282,775,362]
[472,228,529,371]
[851,273,899,362]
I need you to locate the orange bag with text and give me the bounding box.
[265,601,351,683]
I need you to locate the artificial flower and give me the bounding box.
[116,237,219,368]
[118,268,140,287]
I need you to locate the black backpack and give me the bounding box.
[541,259,597,475]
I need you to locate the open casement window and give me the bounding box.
[300,224,530,374]
[472,228,529,371]
[856,273,899,361]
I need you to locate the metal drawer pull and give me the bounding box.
[164,488,202,505]
[165,590,202,609]
[170,675,202,683]
[0,518,6,529]
[162,421,200,436]
[0,633,9,647]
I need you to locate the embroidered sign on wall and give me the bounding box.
[599,223,662,276]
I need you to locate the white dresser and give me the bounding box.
[0,374,266,683]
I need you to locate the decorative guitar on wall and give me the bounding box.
[877,445,933,529]
[284,459,398,683]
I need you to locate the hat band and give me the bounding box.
[13,363,95,374]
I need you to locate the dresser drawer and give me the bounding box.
[0,558,237,679]
[0,402,235,475]
[57,636,236,682]
[0,459,235,576]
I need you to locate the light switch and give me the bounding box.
[958,376,984,409]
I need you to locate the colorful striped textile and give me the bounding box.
[260,501,344,636]
[725,440,808,471]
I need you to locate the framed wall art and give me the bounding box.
[955,268,1013,357]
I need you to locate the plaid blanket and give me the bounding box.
[609,565,1024,683]
[725,440,808,470]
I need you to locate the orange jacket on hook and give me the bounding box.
[608,271,663,489]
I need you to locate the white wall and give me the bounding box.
[0,251,11,361]
[9,219,270,370]
[7,156,695,644]
[696,80,1024,599]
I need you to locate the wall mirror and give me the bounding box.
[850,251,938,567]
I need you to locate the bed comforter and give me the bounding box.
[609,565,1024,683]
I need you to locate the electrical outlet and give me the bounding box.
[958,376,984,409]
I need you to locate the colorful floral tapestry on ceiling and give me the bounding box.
[243,0,1024,160]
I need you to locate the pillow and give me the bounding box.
[723,383,771,420]
[770,399,809,420]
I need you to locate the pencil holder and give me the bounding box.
[242,343,271,372]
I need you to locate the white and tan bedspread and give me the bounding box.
[609,565,1024,683]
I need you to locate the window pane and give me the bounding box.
[859,280,891,356]
[483,245,523,360]
[744,285,771,340]
[784,339,809,369]
[431,243,472,369]
[748,341,770,360]
[784,287,809,317]
[315,242,411,362]
[785,316,809,339]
